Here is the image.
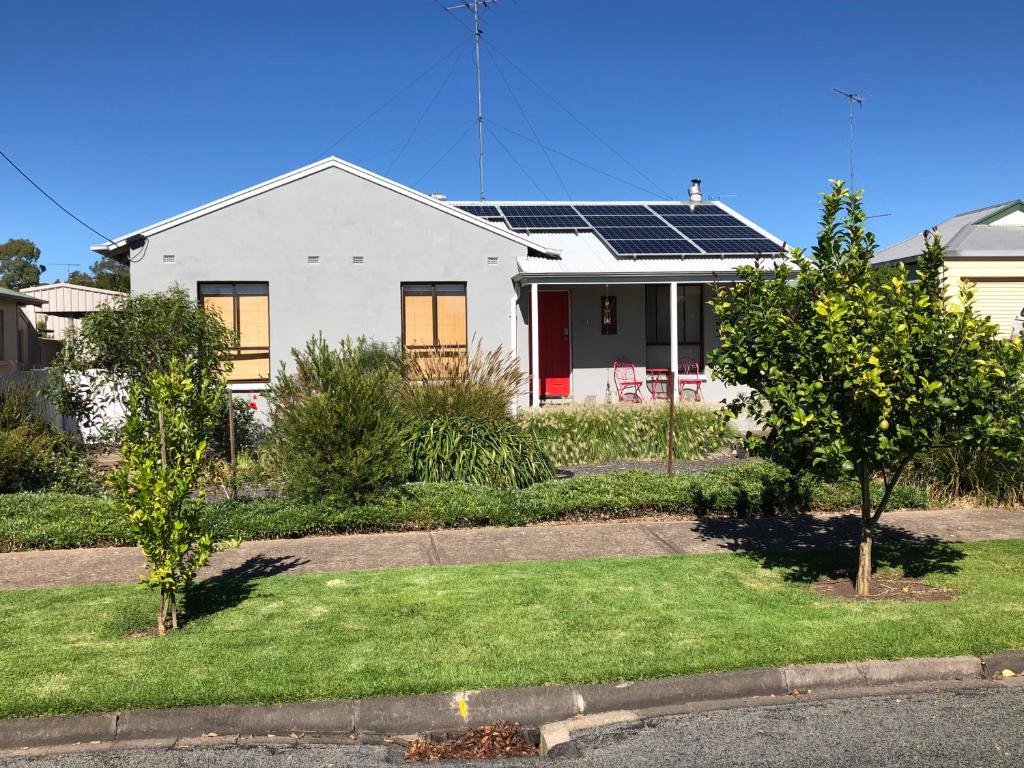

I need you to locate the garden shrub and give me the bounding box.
[405,414,554,488]
[906,446,1024,507]
[0,382,102,495]
[267,336,409,502]
[400,342,526,424]
[522,402,730,465]
[208,396,266,459]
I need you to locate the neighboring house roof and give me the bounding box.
[873,200,1024,265]
[20,282,125,315]
[90,157,559,259]
[0,285,45,306]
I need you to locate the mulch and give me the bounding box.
[404,721,538,762]
[812,576,954,602]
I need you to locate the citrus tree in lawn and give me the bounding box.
[111,359,225,634]
[710,181,1024,595]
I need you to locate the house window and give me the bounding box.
[645,285,704,355]
[600,296,617,335]
[402,283,467,356]
[198,282,270,383]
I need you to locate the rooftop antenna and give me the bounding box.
[833,88,867,185]
[443,0,498,200]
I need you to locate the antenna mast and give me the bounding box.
[445,0,496,200]
[833,88,866,185]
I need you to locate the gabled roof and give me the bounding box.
[0,285,46,306]
[91,157,559,259]
[873,200,1024,265]
[21,282,126,298]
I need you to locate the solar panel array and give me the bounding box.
[453,202,781,257]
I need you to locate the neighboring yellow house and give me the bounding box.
[0,286,47,373]
[874,200,1024,338]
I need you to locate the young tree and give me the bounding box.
[51,286,234,439]
[111,359,224,634]
[0,238,45,289]
[710,181,1024,595]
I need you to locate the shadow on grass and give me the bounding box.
[183,555,309,625]
[692,514,965,584]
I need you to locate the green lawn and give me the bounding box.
[1,540,1022,718]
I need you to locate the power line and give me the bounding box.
[430,1,674,200]
[313,39,467,161]
[413,123,475,187]
[485,124,548,199]
[488,44,675,200]
[386,42,469,175]
[488,120,670,199]
[0,147,115,244]
[485,47,571,200]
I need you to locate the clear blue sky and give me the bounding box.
[1,0,1021,281]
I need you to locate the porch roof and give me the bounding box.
[514,231,766,284]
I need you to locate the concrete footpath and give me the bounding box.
[1,507,1022,590]
[1,652,1022,756]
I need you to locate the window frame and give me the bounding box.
[645,284,706,365]
[400,282,468,353]
[197,281,271,384]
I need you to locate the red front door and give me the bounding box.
[538,291,571,398]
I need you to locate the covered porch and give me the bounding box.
[518,277,733,407]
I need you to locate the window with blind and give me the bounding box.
[401,283,467,356]
[198,282,270,383]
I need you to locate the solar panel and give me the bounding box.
[693,238,780,253]
[574,204,653,216]
[454,204,502,218]
[606,238,700,256]
[591,225,681,241]
[658,214,740,227]
[501,205,588,230]
[669,224,764,239]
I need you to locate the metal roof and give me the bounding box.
[515,232,766,283]
[19,282,125,315]
[0,285,45,306]
[873,200,1024,264]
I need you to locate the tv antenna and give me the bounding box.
[443,0,499,200]
[833,88,867,185]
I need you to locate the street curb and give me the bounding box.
[0,652,1019,753]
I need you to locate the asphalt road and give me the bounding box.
[3,685,1021,767]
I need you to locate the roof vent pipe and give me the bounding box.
[688,179,703,203]
[430,192,448,201]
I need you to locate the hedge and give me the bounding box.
[0,460,928,553]
[522,402,730,465]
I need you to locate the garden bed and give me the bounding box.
[0,460,928,553]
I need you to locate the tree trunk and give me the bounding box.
[170,593,178,630]
[856,463,873,596]
[157,592,167,636]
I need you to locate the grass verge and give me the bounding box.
[0,539,1021,718]
[0,461,928,552]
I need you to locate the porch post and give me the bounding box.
[530,282,541,407]
[668,281,679,473]
[667,282,675,403]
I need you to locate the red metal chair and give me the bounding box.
[678,358,704,402]
[612,359,645,403]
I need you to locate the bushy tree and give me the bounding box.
[111,359,224,634]
[51,286,234,440]
[711,181,1024,595]
[267,336,409,502]
[68,256,129,292]
[0,238,44,289]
